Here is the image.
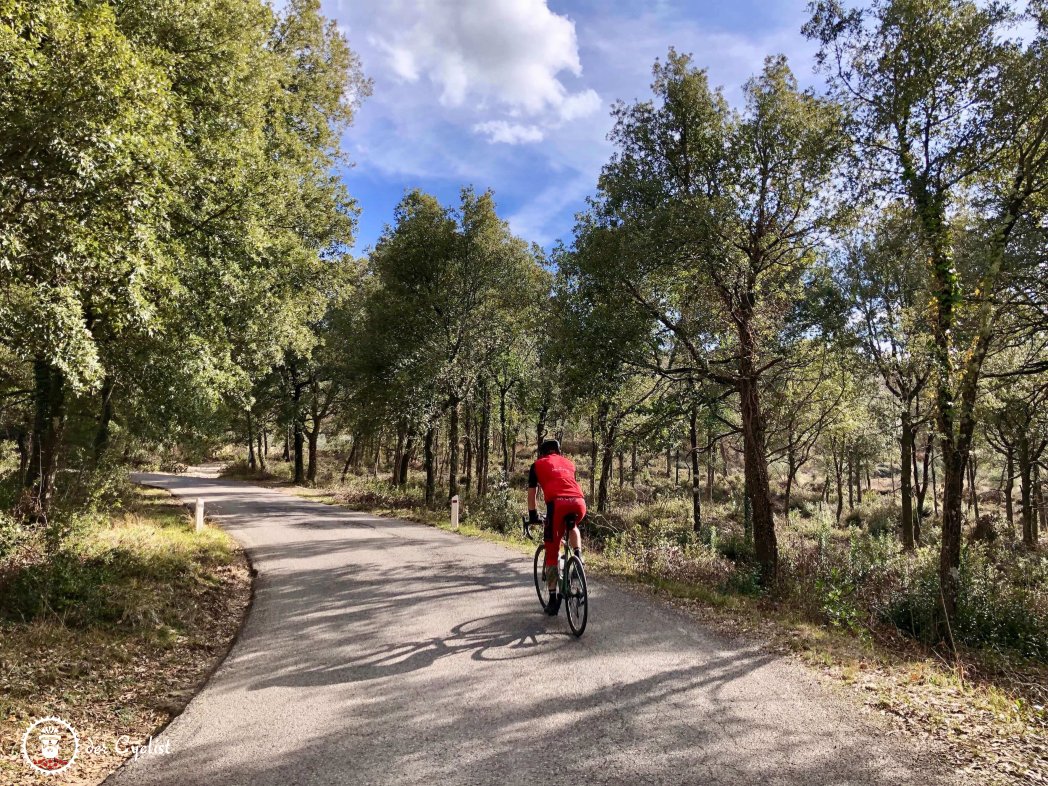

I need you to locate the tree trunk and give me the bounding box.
[689,403,702,534]
[463,403,474,493]
[257,429,266,471]
[968,453,980,522]
[1019,434,1035,547]
[293,419,305,485]
[901,412,916,551]
[398,432,414,485]
[589,416,598,499]
[500,385,510,472]
[842,448,850,511]
[708,444,716,505]
[833,440,845,522]
[632,442,638,488]
[536,394,548,448]
[855,453,863,504]
[392,428,406,485]
[930,441,939,517]
[939,444,967,631]
[596,403,614,513]
[283,426,291,462]
[478,385,491,494]
[424,428,436,508]
[448,399,460,501]
[738,366,777,585]
[93,375,115,460]
[25,358,66,519]
[1004,447,1015,534]
[1034,463,1044,544]
[248,411,257,470]
[784,453,797,526]
[306,428,319,485]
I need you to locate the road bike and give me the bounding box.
[523,513,588,637]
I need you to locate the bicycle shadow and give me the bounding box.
[250,611,569,690]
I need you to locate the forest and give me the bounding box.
[2,0,1047,673]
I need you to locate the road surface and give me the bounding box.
[108,471,956,786]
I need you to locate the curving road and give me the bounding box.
[108,470,957,786]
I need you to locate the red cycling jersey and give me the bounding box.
[528,454,584,500]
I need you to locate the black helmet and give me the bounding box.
[538,439,561,457]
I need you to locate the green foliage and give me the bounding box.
[473,471,518,535]
[0,490,237,629]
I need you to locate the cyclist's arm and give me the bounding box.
[527,464,539,520]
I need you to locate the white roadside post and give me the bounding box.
[451,495,460,530]
[195,499,205,533]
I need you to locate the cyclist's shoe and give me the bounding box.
[546,592,562,616]
[573,548,584,563]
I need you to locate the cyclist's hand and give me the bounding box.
[528,509,540,525]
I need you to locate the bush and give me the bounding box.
[474,471,519,534]
[879,544,1048,660]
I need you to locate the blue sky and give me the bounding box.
[323,0,819,254]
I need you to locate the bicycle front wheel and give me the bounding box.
[533,544,551,611]
[564,555,588,637]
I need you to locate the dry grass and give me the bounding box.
[0,487,251,785]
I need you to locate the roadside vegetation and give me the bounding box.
[0,482,250,785]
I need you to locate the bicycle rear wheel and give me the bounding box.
[533,544,551,611]
[564,555,588,637]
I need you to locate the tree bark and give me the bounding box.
[689,403,702,534]
[248,411,257,470]
[392,428,406,485]
[93,375,115,460]
[499,385,510,472]
[424,428,436,508]
[968,453,980,522]
[478,385,491,494]
[589,416,598,499]
[596,403,615,513]
[1019,433,1035,547]
[448,399,460,501]
[25,358,66,519]
[901,412,916,551]
[1004,447,1015,533]
[306,429,319,485]
[463,403,474,493]
[398,432,415,486]
[738,362,777,585]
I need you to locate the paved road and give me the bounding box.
[109,471,955,786]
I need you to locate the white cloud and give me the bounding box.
[366,0,602,143]
[473,120,545,145]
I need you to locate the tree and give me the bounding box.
[807,0,1048,627]
[588,51,847,583]
[841,208,932,548]
[355,188,538,506]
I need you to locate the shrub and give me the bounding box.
[879,544,1048,659]
[474,471,518,534]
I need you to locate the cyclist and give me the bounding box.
[527,439,586,616]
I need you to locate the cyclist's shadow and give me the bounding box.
[251,612,570,689]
